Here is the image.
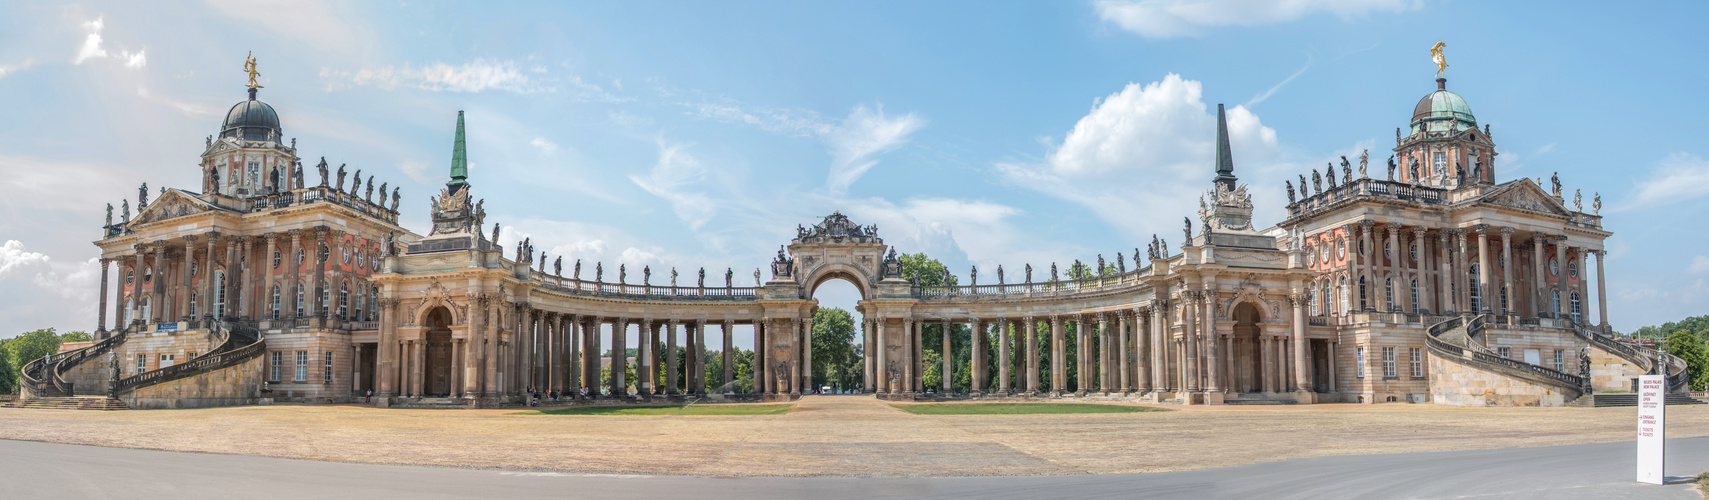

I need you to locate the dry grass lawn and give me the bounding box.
[1,396,1702,477]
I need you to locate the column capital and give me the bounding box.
[181,234,196,243]
[1473,224,1490,235]
[1357,219,1376,229]
[1499,226,1515,236]
[1384,221,1403,231]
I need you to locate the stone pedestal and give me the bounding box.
[1204,391,1225,405]
[1294,390,1317,404]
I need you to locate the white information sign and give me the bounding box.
[1636,374,1665,485]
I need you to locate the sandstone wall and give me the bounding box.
[1426,352,1571,407]
[1587,345,1644,392]
[60,356,113,396]
[119,354,265,410]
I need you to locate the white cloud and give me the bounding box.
[202,0,364,55]
[397,160,431,184]
[1246,53,1310,107]
[0,58,35,80]
[825,105,926,195]
[1690,255,1709,274]
[71,16,146,68]
[136,86,218,117]
[998,73,1282,240]
[630,140,717,230]
[0,154,135,213]
[529,137,559,153]
[320,60,545,93]
[1095,0,1420,39]
[1615,152,1709,212]
[0,240,50,278]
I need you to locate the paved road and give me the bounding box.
[2,437,1702,499]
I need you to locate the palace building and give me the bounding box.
[17,67,1691,409]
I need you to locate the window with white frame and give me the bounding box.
[1409,347,1423,378]
[324,351,334,384]
[1410,279,1420,312]
[159,353,175,369]
[1468,263,1482,312]
[1570,293,1582,323]
[1498,347,1511,359]
[1382,347,1397,378]
[294,351,308,382]
[296,284,306,316]
[338,282,349,319]
[270,351,282,382]
[1433,151,1447,177]
[136,354,146,375]
[1356,347,1366,378]
[214,271,227,318]
[1385,278,1394,310]
[271,285,280,319]
[1554,350,1565,372]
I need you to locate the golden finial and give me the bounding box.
[244,51,263,89]
[1430,42,1448,78]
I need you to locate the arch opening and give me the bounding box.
[1231,302,1263,393]
[423,306,454,397]
[807,275,864,394]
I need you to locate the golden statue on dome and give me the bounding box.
[1430,42,1448,77]
[244,51,263,89]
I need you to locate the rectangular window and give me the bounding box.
[1382,347,1397,378]
[1498,347,1511,359]
[294,351,308,382]
[188,351,197,360]
[1356,347,1366,378]
[1554,350,1565,372]
[1409,347,1423,378]
[270,351,281,382]
[136,354,146,375]
[324,351,334,384]
[159,354,175,369]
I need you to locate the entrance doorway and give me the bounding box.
[1231,302,1261,393]
[423,307,454,396]
[808,272,866,395]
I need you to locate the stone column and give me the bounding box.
[96,257,109,333]
[1204,282,1221,393]
[1136,308,1151,392]
[566,315,580,397]
[1385,222,1401,311]
[1531,236,1546,317]
[1079,314,1092,395]
[1114,310,1127,389]
[939,318,953,394]
[665,320,679,395]
[728,319,741,392]
[1594,250,1609,329]
[754,320,767,395]
[1575,247,1590,323]
[149,242,164,323]
[240,236,254,319]
[977,319,991,392]
[790,318,803,396]
[701,319,713,394]
[1456,229,1471,313]
[1553,235,1567,317]
[486,301,502,397]
[376,298,399,398]
[997,317,1012,394]
[1025,317,1039,394]
[180,235,195,320]
[313,228,329,318]
[913,319,924,393]
[636,318,652,397]
[1327,341,1338,392]
[613,318,630,397]
[123,249,139,327]
[1412,227,1427,313]
[412,336,426,396]
[1183,293,1199,391]
[1358,221,1374,311]
[1096,313,1110,393]
[875,318,887,394]
[1497,227,1513,315]
[1292,293,1310,392]
[1259,335,1273,392]
[863,318,875,394]
[460,295,480,397]
[1438,230,1454,313]
[1046,316,1062,394]
[286,230,300,317]
[262,234,277,320]
[801,317,813,394]
[223,234,238,319]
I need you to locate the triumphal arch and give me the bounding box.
[21,57,1691,410]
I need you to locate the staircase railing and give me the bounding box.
[47,331,129,396]
[1573,324,1690,392]
[111,321,265,395]
[1425,314,1585,394]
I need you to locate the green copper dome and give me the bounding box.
[1410,79,1477,134]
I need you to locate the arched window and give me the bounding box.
[124,298,134,323]
[1551,290,1561,316]
[1469,264,1482,312]
[144,266,152,283]
[1320,282,1330,315]
[214,271,227,318]
[271,285,281,320]
[1411,279,1420,312]
[296,284,306,317]
[1358,276,1368,310]
[141,297,151,323]
[1384,277,1395,310]
[339,282,349,319]
[1339,277,1349,314]
[1570,292,1582,323]
[126,269,134,285]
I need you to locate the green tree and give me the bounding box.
[60,331,94,343]
[1663,330,1709,391]
[811,308,860,391]
[0,338,13,394]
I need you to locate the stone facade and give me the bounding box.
[119,354,265,409]
[64,68,1649,409]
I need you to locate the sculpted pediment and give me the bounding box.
[132,190,214,225]
[1480,182,1568,215]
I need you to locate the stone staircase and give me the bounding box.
[1222,393,1295,405]
[1567,393,1707,408]
[4,397,130,410]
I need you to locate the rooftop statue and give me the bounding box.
[699,267,706,287]
[553,257,562,276]
[1024,263,1033,283]
[1340,156,1352,182]
[105,203,113,226]
[725,268,732,288]
[1593,193,1602,215]
[671,267,678,287]
[317,158,329,187]
[643,265,651,285]
[1430,41,1448,77]
[378,182,389,207]
[491,222,501,243]
[352,169,362,194]
[1182,216,1192,243]
[365,175,375,201]
[1387,154,1396,181]
[138,182,148,208]
[1574,189,1582,213]
[970,265,977,287]
[1357,150,1369,179]
[1311,169,1322,194]
[244,51,264,89]
[574,259,582,280]
[1325,163,1336,188]
[336,164,347,192]
[120,200,129,222]
[1551,172,1562,197]
[996,264,1005,284]
[1285,180,1295,204]
[391,188,400,212]
[595,262,603,283]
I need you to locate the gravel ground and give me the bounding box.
[0,396,1700,477]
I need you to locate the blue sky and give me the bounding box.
[2,1,1707,342]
